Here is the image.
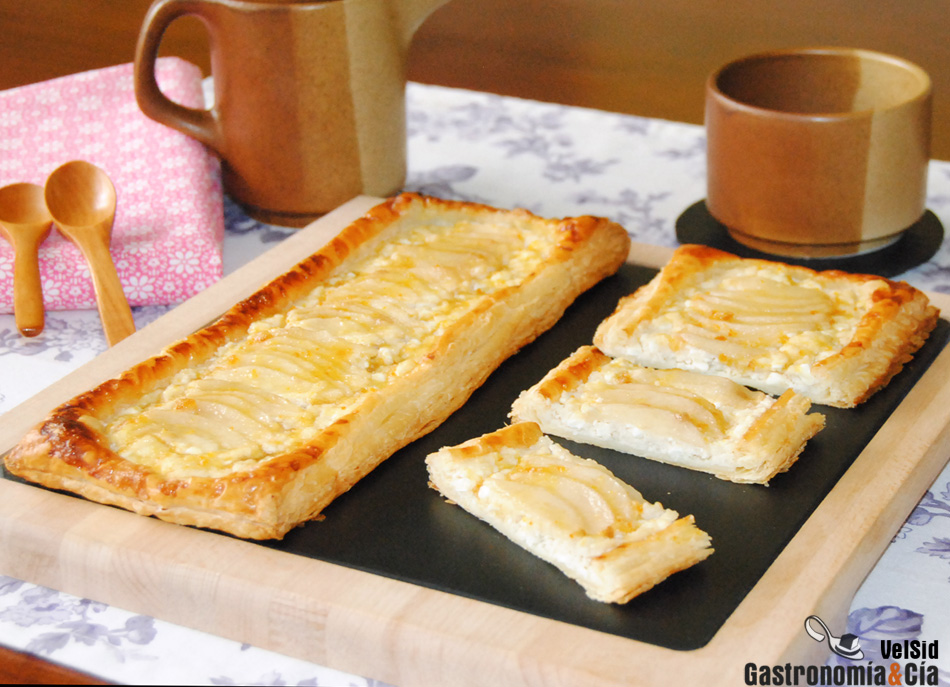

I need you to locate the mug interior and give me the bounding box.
[714,49,930,115]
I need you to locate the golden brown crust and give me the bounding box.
[529,345,611,402]
[594,244,940,407]
[4,194,631,539]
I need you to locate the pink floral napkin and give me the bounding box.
[0,58,223,313]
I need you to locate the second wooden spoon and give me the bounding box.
[45,161,136,346]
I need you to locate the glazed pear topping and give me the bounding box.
[635,266,864,369]
[105,215,556,477]
[480,439,676,541]
[560,361,768,448]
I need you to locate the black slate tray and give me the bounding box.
[253,262,950,652]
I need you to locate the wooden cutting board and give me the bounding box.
[2,195,950,686]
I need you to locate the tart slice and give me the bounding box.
[425,422,713,604]
[511,346,825,484]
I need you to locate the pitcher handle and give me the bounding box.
[134,0,222,154]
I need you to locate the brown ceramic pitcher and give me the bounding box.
[134,0,450,227]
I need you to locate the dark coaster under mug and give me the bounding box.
[675,199,944,276]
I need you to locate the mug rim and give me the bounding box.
[706,46,932,121]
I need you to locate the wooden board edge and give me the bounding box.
[1,223,949,685]
[0,474,724,686]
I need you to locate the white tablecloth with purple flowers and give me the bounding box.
[2,82,950,685]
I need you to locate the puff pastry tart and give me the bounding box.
[425,422,714,603]
[511,346,826,484]
[594,245,940,408]
[4,194,630,539]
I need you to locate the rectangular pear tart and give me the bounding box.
[425,421,714,604]
[4,194,631,539]
[510,345,825,484]
[594,245,939,408]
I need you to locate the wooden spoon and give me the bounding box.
[0,182,52,337]
[45,161,136,346]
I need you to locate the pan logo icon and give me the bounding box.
[805,615,864,660]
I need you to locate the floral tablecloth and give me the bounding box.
[1,82,949,685]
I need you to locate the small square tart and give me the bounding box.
[594,244,940,408]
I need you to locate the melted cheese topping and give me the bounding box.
[615,263,875,374]
[570,363,769,449]
[459,435,678,547]
[104,214,556,478]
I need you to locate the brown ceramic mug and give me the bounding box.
[705,47,932,257]
[135,0,449,227]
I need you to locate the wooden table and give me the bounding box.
[0,646,109,685]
